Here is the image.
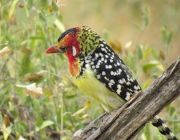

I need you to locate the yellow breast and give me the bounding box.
[73,67,125,112]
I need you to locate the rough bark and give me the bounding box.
[73,58,180,140]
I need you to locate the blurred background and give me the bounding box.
[0,0,179,139]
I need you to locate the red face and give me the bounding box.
[46,27,81,77]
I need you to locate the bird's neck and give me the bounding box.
[77,27,101,56]
[68,27,108,77]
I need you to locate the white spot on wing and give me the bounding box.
[108,79,115,87]
[102,71,106,75]
[126,81,131,85]
[134,85,140,90]
[110,71,114,75]
[119,78,126,84]
[95,53,99,58]
[100,44,104,47]
[125,92,131,100]
[85,64,90,68]
[117,85,122,94]
[97,75,101,79]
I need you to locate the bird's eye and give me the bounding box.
[60,47,66,53]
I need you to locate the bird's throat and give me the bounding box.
[66,52,79,77]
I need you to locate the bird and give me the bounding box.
[46,26,177,140]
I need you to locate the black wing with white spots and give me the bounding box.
[82,41,141,101]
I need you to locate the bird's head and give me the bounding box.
[46,27,80,55]
[46,26,101,77]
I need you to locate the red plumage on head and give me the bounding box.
[63,30,81,77]
[47,27,81,76]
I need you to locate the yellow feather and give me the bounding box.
[73,67,125,112]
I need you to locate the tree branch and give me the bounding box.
[73,58,180,140]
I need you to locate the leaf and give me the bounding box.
[8,0,19,19]
[143,61,161,72]
[167,105,176,116]
[35,120,54,132]
[159,50,165,60]
[109,40,123,54]
[142,46,152,59]
[18,136,26,140]
[54,19,65,32]
[125,41,133,49]
[81,114,88,119]
[142,79,153,89]
[54,0,65,7]
[141,5,150,29]
[1,124,11,140]
[24,70,47,82]
[16,83,43,97]
[73,101,91,117]
[29,36,45,40]
[3,114,12,127]
[136,45,143,59]
[161,25,173,46]
[143,124,151,140]
[19,47,33,76]
[0,47,12,57]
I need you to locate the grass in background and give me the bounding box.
[0,0,179,140]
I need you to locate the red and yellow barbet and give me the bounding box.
[46,26,177,140]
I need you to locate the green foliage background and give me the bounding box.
[0,0,179,140]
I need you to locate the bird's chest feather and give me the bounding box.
[73,67,125,112]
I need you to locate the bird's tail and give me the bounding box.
[151,116,178,140]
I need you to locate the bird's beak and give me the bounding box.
[46,45,60,54]
[46,43,65,54]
